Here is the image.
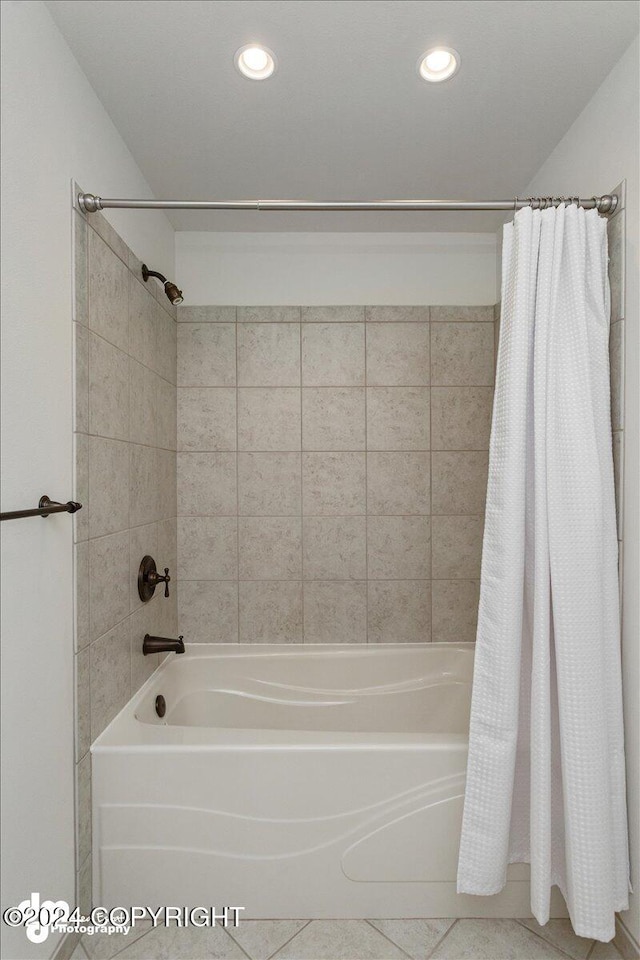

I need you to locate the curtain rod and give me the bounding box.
[78,193,618,215]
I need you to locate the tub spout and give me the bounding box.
[143,634,185,656]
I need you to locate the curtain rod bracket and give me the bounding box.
[78,193,103,213]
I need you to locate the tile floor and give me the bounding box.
[69,917,623,960]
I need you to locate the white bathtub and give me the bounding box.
[92,644,567,919]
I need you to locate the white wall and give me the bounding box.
[176,231,497,305]
[0,3,174,958]
[524,36,639,948]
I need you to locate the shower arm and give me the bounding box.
[78,194,618,215]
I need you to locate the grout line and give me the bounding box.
[266,919,314,959]
[363,920,415,959]
[514,919,590,960]
[107,921,158,960]
[424,919,459,959]
[222,922,253,960]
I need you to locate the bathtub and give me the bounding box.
[92,643,567,919]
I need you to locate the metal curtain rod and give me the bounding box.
[78,193,618,215]
[0,495,82,522]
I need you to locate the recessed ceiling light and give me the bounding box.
[234,44,276,80]
[418,47,460,82]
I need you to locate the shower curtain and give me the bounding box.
[457,204,629,941]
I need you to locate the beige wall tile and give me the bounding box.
[155,588,178,641]
[89,436,129,538]
[607,209,625,322]
[302,306,363,323]
[156,306,177,384]
[239,581,302,642]
[178,581,239,643]
[90,620,131,739]
[365,306,429,322]
[76,753,91,869]
[74,433,89,543]
[177,452,237,515]
[303,388,365,450]
[302,323,365,385]
[177,322,236,386]
[431,322,494,385]
[76,853,91,918]
[303,582,367,643]
[128,272,157,370]
[430,306,493,322]
[89,531,130,640]
[367,452,430,515]
[366,322,429,385]
[238,453,301,515]
[239,517,302,580]
[238,388,301,451]
[129,358,157,446]
[74,211,88,326]
[432,451,489,514]
[432,580,480,641]
[432,515,484,579]
[75,648,90,760]
[368,580,431,643]
[157,517,178,573]
[129,444,158,526]
[238,323,301,386]
[156,377,177,451]
[74,540,90,651]
[88,228,129,351]
[610,320,624,431]
[179,516,238,580]
[303,517,366,580]
[178,387,236,451]
[238,306,300,323]
[88,209,129,264]
[129,604,160,691]
[89,333,129,440]
[74,322,89,433]
[157,449,177,521]
[431,387,493,450]
[302,453,366,515]
[367,387,429,450]
[178,306,236,323]
[367,516,431,579]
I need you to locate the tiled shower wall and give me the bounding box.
[176,305,495,644]
[72,198,178,910]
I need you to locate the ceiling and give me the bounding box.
[47,0,638,232]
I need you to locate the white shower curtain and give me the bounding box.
[457,204,629,941]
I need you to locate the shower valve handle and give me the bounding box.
[150,567,171,598]
[138,556,171,601]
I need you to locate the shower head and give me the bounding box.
[141,264,184,305]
